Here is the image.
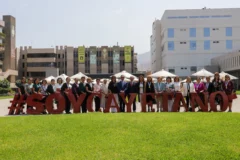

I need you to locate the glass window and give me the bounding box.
[190,41,196,50]
[204,28,210,37]
[168,41,174,51]
[190,28,196,37]
[168,69,175,74]
[226,27,232,36]
[204,40,210,50]
[168,28,174,38]
[226,40,232,50]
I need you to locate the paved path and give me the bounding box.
[0,96,239,117]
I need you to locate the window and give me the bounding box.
[22,63,25,68]
[22,55,25,59]
[190,28,196,37]
[62,54,64,58]
[30,72,46,77]
[226,27,232,37]
[180,42,187,44]
[168,41,174,50]
[27,62,56,67]
[27,53,56,58]
[212,28,219,31]
[204,40,210,50]
[168,69,175,74]
[22,72,25,77]
[180,29,186,31]
[190,41,196,50]
[168,28,174,38]
[226,40,233,50]
[191,66,197,72]
[204,28,210,37]
[58,54,60,58]
[213,41,219,43]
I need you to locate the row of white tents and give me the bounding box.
[45,69,238,84]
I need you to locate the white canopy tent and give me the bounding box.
[113,70,137,79]
[55,74,68,83]
[192,68,214,77]
[45,76,55,83]
[219,71,238,80]
[150,69,177,78]
[71,72,88,80]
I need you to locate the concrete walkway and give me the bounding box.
[0,96,239,117]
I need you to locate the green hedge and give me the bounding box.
[0,79,11,96]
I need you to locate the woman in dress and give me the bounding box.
[108,76,119,113]
[145,76,155,112]
[136,75,145,103]
[222,75,234,112]
[100,79,108,111]
[212,72,223,110]
[194,77,205,111]
[165,77,175,112]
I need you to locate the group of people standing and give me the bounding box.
[16,72,235,114]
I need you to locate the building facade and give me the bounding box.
[151,8,240,76]
[211,50,240,88]
[18,46,138,79]
[0,15,18,86]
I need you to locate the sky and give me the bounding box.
[0,0,240,54]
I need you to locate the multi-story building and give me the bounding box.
[0,15,18,86]
[18,45,138,79]
[151,8,240,77]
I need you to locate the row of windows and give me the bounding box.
[167,15,232,19]
[26,62,56,67]
[22,72,46,77]
[168,27,232,38]
[221,56,240,69]
[168,66,197,74]
[167,40,233,51]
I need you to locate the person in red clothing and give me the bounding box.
[222,75,235,112]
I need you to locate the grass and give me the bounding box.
[0,113,240,160]
[236,90,240,95]
[0,95,14,100]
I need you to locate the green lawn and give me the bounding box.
[236,90,240,95]
[1,113,240,160]
[0,95,14,100]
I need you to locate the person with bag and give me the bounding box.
[222,75,235,112]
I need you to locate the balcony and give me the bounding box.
[0,32,5,39]
[0,43,4,53]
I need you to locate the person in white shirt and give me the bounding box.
[100,79,108,110]
[93,78,102,112]
[55,78,63,91]
[173,77,181,92]
[182,77,195,111]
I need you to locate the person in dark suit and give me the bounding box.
[205,76,214,95]
[108,76,119,113]
[126,76,138,112]
[61,77,72,114]
[78,76,87,113]
[117,75,128,112]
[222,75,235,112]
[145,76,155,112]
[85,78,94,112]
[72,78,80,100]
[46,79,56,95]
